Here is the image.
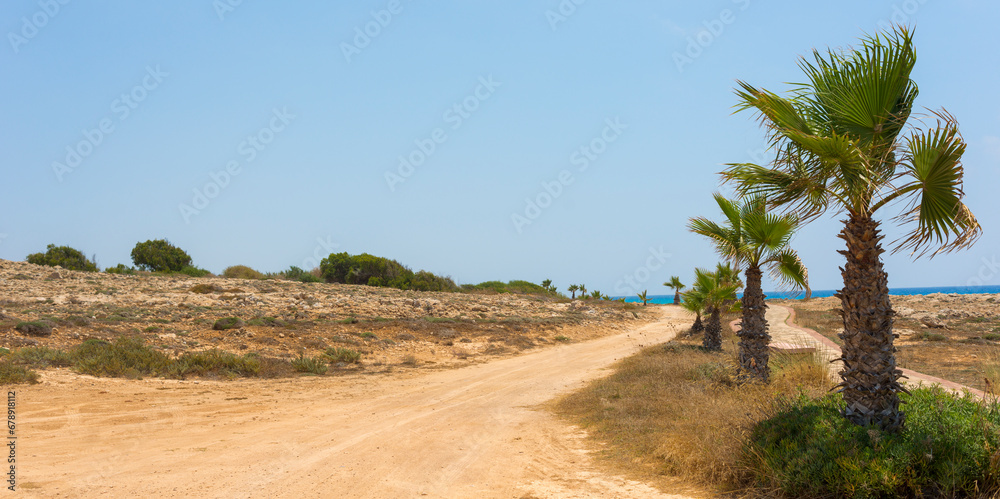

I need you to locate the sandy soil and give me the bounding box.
[11,306,695,498]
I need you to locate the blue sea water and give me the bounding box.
[621,285,1000,305]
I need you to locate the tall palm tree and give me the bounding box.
[722,26,981,431]
[664,276,685,305]
[568,284,579,299]
[686,267,741,351]
[689,194,808,382]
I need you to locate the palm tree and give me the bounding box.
[689,194,808,382]
[636,290,650,306]
[664,276,685,305]
[568,284,579,299]
[578,284,587,298]
[686,267,740,351]
[680,290,705,334]
[722,26,981,431]
[590,290,602,300]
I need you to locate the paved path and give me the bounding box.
[734,304,986,398]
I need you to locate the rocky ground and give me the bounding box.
[0,259,652,375]
[776,293,1000,390]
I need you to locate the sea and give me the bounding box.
[621,285,1000,305]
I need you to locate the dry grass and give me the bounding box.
[553,333,832,495]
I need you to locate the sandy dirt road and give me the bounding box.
[12,306,695,498]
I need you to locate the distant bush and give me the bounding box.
[319,252,457,292]
[176,265,211,277]
[105,263,137,275]
[130,239,192,272]
[283,266,321,283]
[213,317,244,330]
[15,321,54,337]
[72,338,170,378]
[464,280,554,295]
[222,265,264,280]
[26,244,97,272]
[292,355,328,375]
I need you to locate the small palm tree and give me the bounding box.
[723,26,981,431]
[637,290,650,306]
[664,276,685,305]
[578,284,587,298]
[686,267,740,351]
[689,193,808,382]
[568,284,579,299]
[680,288,705,334]
[590,290,601,300]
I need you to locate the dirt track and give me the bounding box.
[13,306,694,498]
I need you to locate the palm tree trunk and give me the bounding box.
[691,314,703,334]
[738,266,769,381]
[673,291,680,305]
[702,307,722,351]
[835,214,905,432]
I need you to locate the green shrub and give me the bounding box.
[131,239,192,272]
[105,263,137,275]
[0,362,38,384]
[318,252,457,292]
[292,355,328,374]
[176,265,211,277]
[8,346,72,368]
[324,347,361,364]
[283,266,321,283]
[14,320,54,337]
[746,388,1000,498]
[189,283,224,294]
[465,280,553,295]
[71,337,171,378]
[222,265,264,280]
[26,244,97,272]
[170,350,261,378]
[213,317,244,330]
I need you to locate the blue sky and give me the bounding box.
[2,1,998,296]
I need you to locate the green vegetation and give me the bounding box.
[463,280,555,296]
[724,26,980,432]
[26,244,97,272]
[222,265,264,280]
[320,252,458,291]
[682,265,740,351]
[323,347,361,364]
[291,355,328,375]
[212,317,244,330]
[281,265,321,283]
[0,362,39,384]
[663,276,684,305]
[636,290,649,306]
[105,263,137,275]
[130,239,193,272]
[14,320,54,337]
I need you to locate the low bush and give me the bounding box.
[464,280,555,295]
[748,388,1000,498]
[14,321,54,337]
[283,266,321,283]
[324,347,361,364]
[7,346,72,368]
[105,264,137,275]
[0,362,38,384]
[170,350,261,378]
[292,355,328,374]
[26,244,97,272]
[319,252,457,292]
[72,338,171,378]
[222,265,264,280]
[213,317,244,330]
[176,265,211,277]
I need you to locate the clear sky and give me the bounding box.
[2,1,998,297]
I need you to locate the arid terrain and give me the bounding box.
[0,259,650,371]
[1,259,705,498]
[778,293,1000,391]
